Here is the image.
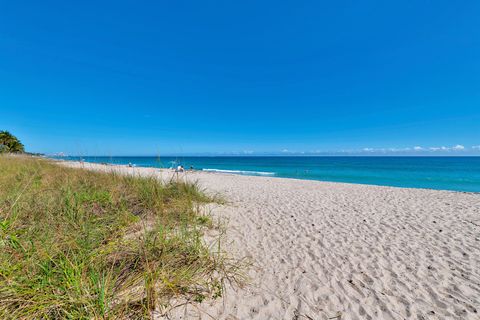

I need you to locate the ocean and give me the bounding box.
[52,156,480,192]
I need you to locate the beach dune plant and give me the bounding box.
[0,131,25,153]
[0,156,238,319]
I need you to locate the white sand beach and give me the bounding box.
[62,162,480,320]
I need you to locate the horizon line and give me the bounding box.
[46,154,480,158]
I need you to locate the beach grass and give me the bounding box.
[0,155,238,319]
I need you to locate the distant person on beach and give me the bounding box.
[176,165,184,172]
[128,162,133,167]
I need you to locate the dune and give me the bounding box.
[63,161,480,320]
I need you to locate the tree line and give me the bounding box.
[0,131,25,153]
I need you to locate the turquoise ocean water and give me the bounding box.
[53,156,480,192]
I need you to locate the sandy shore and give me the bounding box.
[61,161,480,320]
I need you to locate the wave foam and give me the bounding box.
[202,168,275,176]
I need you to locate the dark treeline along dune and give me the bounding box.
[0,131,25,153]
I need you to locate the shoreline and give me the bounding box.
[53,158,479,195]
[59,159,480,319]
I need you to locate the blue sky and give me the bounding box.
[1,1,479,155]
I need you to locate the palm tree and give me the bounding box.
[0,131,25,153]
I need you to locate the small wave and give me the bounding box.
[202,168,275,176]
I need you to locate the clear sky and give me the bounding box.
[1,1,479,155]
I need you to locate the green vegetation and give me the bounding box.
[0,131,25,153]
[0,156,239,319]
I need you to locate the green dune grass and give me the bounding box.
[0,155,239,319]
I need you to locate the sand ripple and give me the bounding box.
[63,162,480,320]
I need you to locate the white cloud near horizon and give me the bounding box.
[272,145,480,154]
[358,144,473,153]
[452,144,465,150]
